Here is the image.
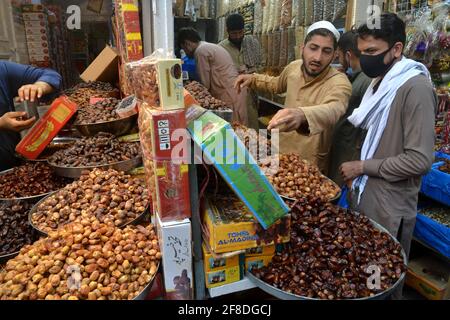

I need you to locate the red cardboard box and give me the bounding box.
[15,96,77,159]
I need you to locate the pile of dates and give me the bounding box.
[31,168,149,234]
[0,221,160,300]
[437,158,450,174]
[185,81,229,110]
[232,122,273,160]
[64,82,119,108]
[48,132,140,167]
[260,153,340,201]
[75,98,121,124]
[252,198,406,299]
[0,163,69,199]
[0,201,35,256]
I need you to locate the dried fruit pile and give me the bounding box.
[75,98,120,124]
[48,133,141,167]
[31,168,149,233]
[252,198,406,299]
[0,221,160,300]
[0,163,69,199]
[232,122,273,160]
[185,81,230,111]
[0,201,35,256]
[260,154,340,201]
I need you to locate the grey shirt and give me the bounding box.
[350,74,437,257]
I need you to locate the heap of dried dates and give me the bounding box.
[0,221,160,300]
[232,122,273,160]
[64,82,119,108]
[252,198,406,299]
[0,163,69,199]
[0,201,35,256]
[185,81,230,111]
[75,98,121,124]
[31,168,149,234]
[260,153,341,201]
[48,133,141,167]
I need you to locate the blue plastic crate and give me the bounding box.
[414,213,450,259]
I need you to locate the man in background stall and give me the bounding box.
[235,21,352,173]
[0,61,61,171]
[328,30,372,186]
[339,13,437,298]
[178,27,249,125]
[219,13,262,130]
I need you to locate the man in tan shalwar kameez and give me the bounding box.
[235,21,352,173]
[178,27,248,125]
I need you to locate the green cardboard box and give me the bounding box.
[188,111,289,228]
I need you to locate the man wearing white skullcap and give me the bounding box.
[235,21,351,173]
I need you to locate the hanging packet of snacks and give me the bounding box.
[287,26,296,63]
[297,0,305,26]
[304,0,313,26]
[261,32,269,67]
[272,30,281,67]
[262,0,271,33]
[267,0,275,32]
[279,28,289,67]
[280,0,293,29]
[333,0,347,21]
[200,0,209,18]
[254,0,263,34]
[295,26,305,59]
[267,31,274,67]
[313,0,324,23]
[273,0,283,31]
[175,0,185,17]
[291,0,299,26]
[323,0,334,21]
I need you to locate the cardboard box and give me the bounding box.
[16,96,77,159]
[26,41,49,50]
[203,196,290,254]
[155,59,184,110]
[205,265,242,289]
[25,27,47,35]
[80,45,119,84]
[155,213,193,300]
[245,244,276,257]
[202,243,243,273]
[27,47,50,56]
[188,111,290,229]
[24,20,47,28]
[245,255,273,272]
[406,256,450,300]
[26,34,48,42]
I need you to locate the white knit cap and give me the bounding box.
[306,21,340,42]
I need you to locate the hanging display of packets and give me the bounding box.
[333,0,347,21]
[297,0,305,27]
[273,0,283,31]
[268,0,276,32]
[261,33,269,67]
[304,0,313,26]
[323,0,335,21]
[287,26,296,64]
[313,0,324,23]
[262,0,271,33]
[279,28,289,67]
[267,31,274,68]
[295,26,305,59]
[272,30,281,67]
[280,0,293,29]
[254,0,263,34]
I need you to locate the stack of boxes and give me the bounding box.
[133,57,192,300]
[113,0,144,95]
[22,4,51,68]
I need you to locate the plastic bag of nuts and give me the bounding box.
[31,168,150,234]
[252,198,407,299]
[0,220,161,300]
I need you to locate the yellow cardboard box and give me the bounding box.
[203,196,290,254]
[205,266,242,289]
[245,244,276,257]
[156,59,184,110]
[406,256,450,300]
[202,243,241,273]
[245,255,273,272]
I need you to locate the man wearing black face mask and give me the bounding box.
[339,13,437,299]
[219,13,262,129]
[328,30,371,186]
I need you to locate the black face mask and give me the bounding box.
[360,45,396,78]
